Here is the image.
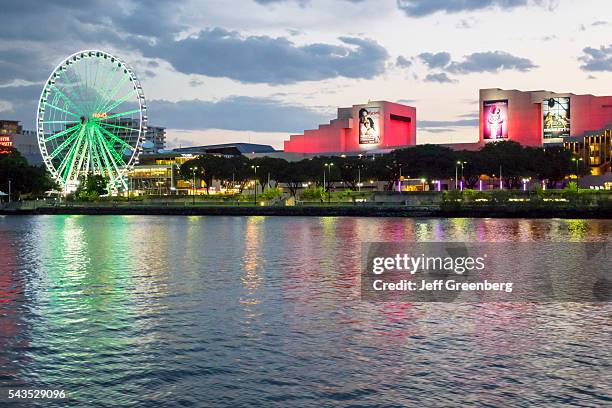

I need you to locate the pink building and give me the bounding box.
[284,101,416,154]
[282,90,612,155]
[480,88,612,147]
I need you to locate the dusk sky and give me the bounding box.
[1,0,612,149]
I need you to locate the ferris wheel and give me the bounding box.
[37,50,147,192]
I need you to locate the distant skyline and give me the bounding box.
[1,0,612,149]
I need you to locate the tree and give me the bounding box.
[366,155,396,190]
[0,148,56,200]
[277,160,310,197]
[478,141,530,189]
[392,144,457,181]
[249,157,288,190]
[180,155,225,194]
[537,146,579,188]
[457,150,490,189]
[217,156,249,192]
[75,173,108,200]
[331,156,361,189]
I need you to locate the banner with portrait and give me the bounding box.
[543,97,570,139]
[483,100,508,140]
[358,107,381,145]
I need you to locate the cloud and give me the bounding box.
[418,128,456,133]
[417,116,479,134]
[143,28,389,84]
[456,18,477,29]
[419,119,478,128]
[166,136,198,149]
[0,1,184,86]
[0,84,43,128]
[396,0,556,17]
[446,51,537,73]
[0,48,64,86]
[0,100,13,113]
[424,73,455,83]
[253,0,310,6]
[254,0,365,4]
[456,113,479,119]
[396,55,412,68]
[417,50,535,74]
[418,52,451,69]
[0,3,390,86]
[0,1,183,42]
[0,85,332,137]
[146,96,330,132]
[592,20,608,27]
[579,45,612,71]
[188,79,205,87]
[143,70,156,78]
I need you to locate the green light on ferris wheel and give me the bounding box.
[36,50,147,193]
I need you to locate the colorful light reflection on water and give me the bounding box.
[0,216,610,407]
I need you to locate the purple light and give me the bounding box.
[541,180,546,190]
[522,180,527,191]
[499,179,503,190]
[460,181,464,191]
[436,180,441,192]
[479,180,483,191]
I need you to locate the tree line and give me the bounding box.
[0,148,56,200]
[180,141,584,195]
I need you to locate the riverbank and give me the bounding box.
[2,203,612,218]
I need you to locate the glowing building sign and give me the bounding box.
[483,100,508,140]
[359,107,381,145]
[543,97,570,139]
[0,135,13,152]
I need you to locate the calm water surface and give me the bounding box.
[0,216,610,407]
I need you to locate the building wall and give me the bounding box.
[565,128,612,175]
[284,118,350,154]
[284,101,416,154]
[570,94,612,137]
[12,130,43,165]
[0,120,44,165]
[144,126,166,154]
[479,89,542,147]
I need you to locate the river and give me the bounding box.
[0,216,610,407]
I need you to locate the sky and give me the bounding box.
[1,0,612,149]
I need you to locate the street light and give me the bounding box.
[324,162,334,204]
[572,157,583,177]
[190,167,197,204]
[398,164,404,193]
[455,161,467,190]
[357,154,363,192]
[170,161,178,195]
[251,165,259,205]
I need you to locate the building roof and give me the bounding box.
[480,88,611,98]
[172,142,276,155]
